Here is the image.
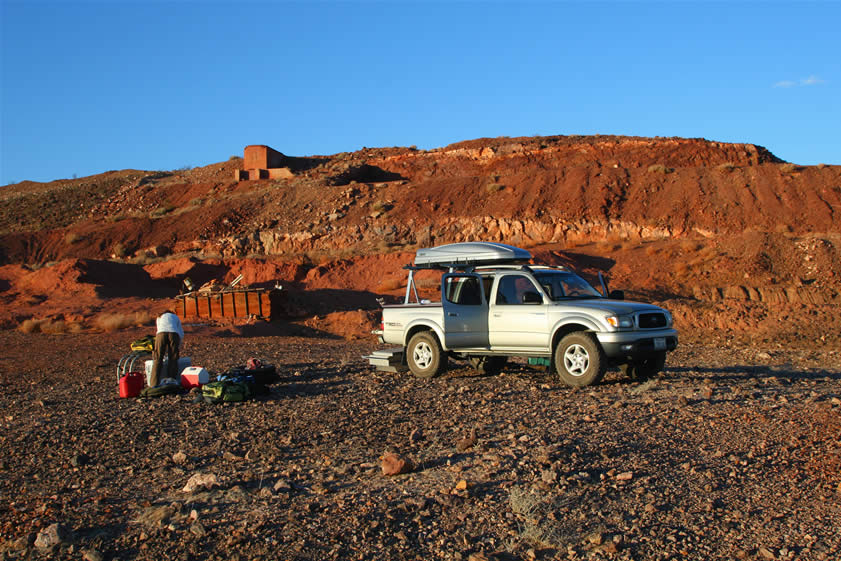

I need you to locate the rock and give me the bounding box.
[34,523,73,548]
[759,547,776,560]
[83,549,104,561]
[601,541,619,554]
[70,453,90,467]
[183,473,218,493]
[223,451,243,461]
[456,428,478,452]
[409,428,424,444]
[616,471,633,481]
[190,522,207,537]
[172,451,187,464]
[273,479,291,492]
[541,469,558,484]
[380,452,415,476]
[455,480,468,491]
[587,532,604,545]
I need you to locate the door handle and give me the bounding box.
[493,313,501,317]
[448,312,458,317]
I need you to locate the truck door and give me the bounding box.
[488,273,549,350]
[442,273,489,349]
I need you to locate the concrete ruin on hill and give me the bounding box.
[235,145,294,181]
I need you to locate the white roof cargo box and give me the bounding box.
[414,242,532,267]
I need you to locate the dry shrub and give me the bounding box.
[486,183,504,193]
[111,243,127,258]
[18,318,80,334]
[716,162,736,172]
[39,320,68,334]
[372,200,392,212]
[64,232,81,245]
[816,163,827,169]
[779,163,798,174]
[647,164,673,174]
[94,311,155,332]
[680,240,703,252]
[376,278,405,292]
[19,319,42,333]
[673,262,690,276]
[645,245,660,256]
[150,205,175,218]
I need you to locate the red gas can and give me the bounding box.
[119,372,144,398]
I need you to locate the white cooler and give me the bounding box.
[144,357,192,386]
[179,366,209,389]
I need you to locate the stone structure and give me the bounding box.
[235,145,294,181]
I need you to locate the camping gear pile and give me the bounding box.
[116,335,277,402]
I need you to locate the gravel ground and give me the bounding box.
[0,328,840,561]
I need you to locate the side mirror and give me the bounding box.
[522,291,543,304]
[609,289,625,301]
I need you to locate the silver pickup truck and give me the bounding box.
[367,242,678,387]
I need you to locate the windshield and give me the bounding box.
[533,271,602,300]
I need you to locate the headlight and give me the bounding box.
[606,314,634,328]
[664,310,673,327]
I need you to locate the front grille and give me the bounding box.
[638,313,667,328]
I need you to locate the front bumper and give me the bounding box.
[597,329,678,359]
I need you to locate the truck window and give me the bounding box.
[444,276,483,306]
[495,275,540,305]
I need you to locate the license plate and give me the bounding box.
[654,337,666,350]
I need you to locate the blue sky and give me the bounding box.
[1,1,839,185]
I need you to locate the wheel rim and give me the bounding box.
[413,342,433,369]
[563,344,590,376]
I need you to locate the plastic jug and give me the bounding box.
[119,372,144,398]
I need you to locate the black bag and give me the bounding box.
[139,380,181,398]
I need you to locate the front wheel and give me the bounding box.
[554,332,606,387]
[407,332,447,378]
[620,351,666,381]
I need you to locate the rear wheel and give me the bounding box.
[468,356,508,376]
[407,332,447,378]
[554,332,606,387]
[620,351,666,381]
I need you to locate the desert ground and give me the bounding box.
[0,328,839,561]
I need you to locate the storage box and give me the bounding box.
[179,366,209,389]
[144,357,192,386]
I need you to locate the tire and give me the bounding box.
[407,332,447,379]
[468,356,508,376]
[620,351,666,381]
[554,332,606,387]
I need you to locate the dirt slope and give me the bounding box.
[0,135,839,345]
